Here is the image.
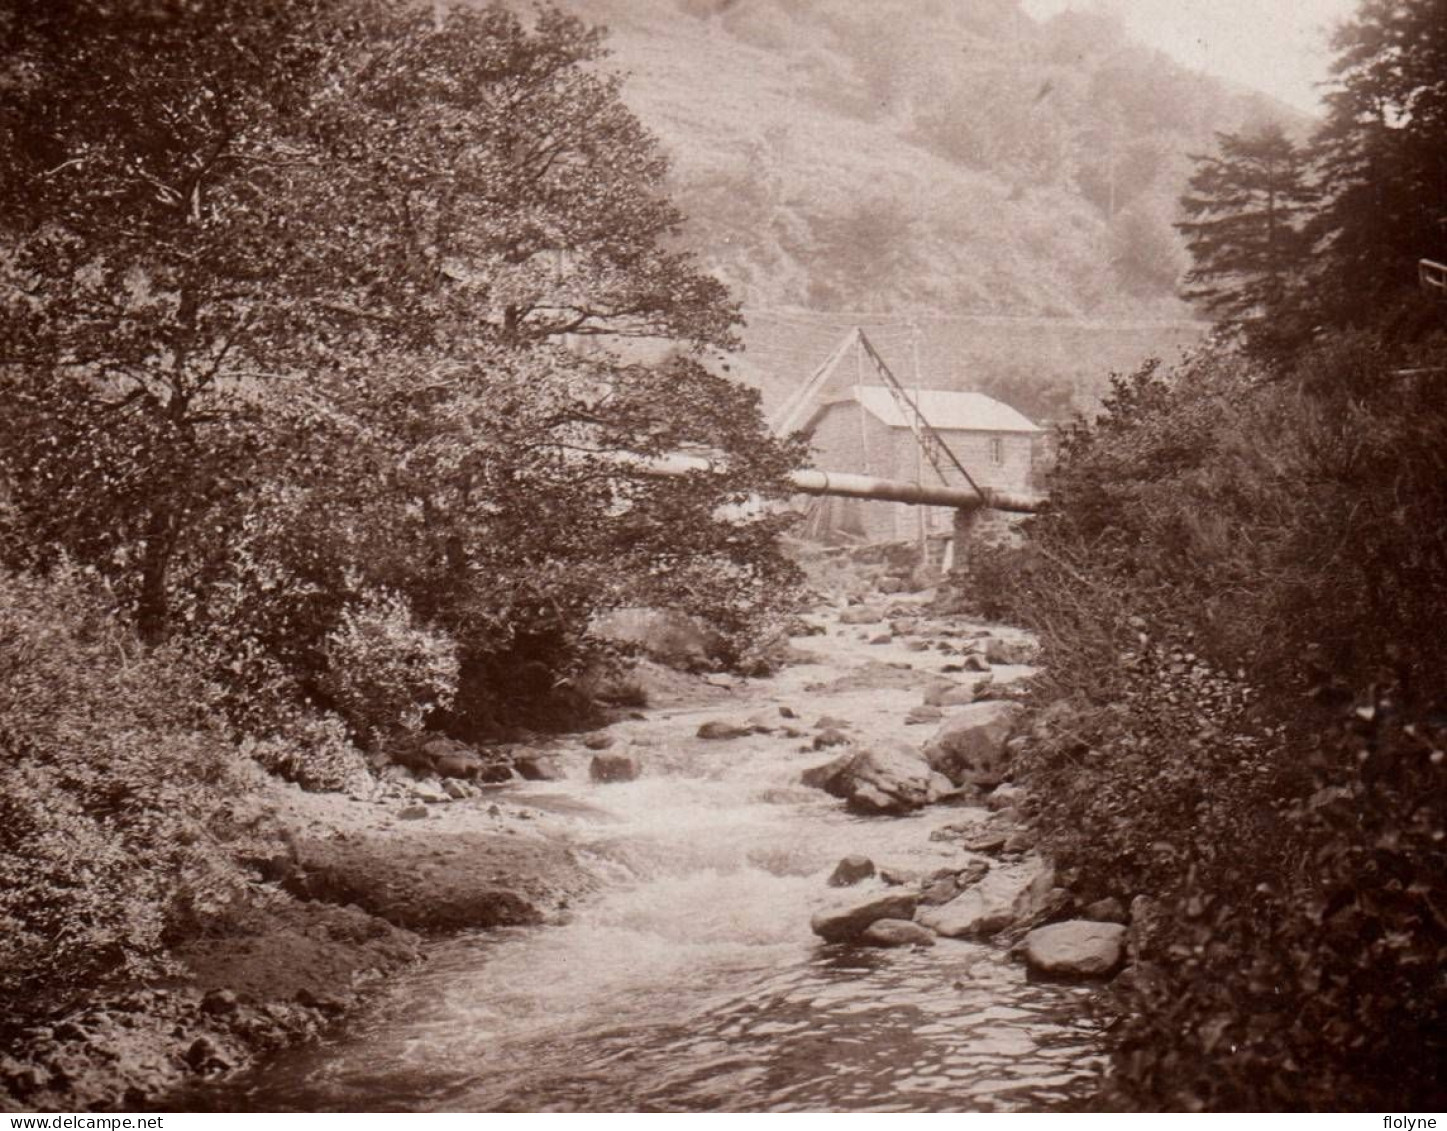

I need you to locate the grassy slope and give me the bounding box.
[555,1,1301,416]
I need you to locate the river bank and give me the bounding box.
[3,549,1114,1113]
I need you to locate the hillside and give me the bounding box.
[560,0,1308,418]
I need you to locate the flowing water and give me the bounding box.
[191,687,1108,1113]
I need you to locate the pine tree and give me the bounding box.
[1176,123,1319,348]
[1310,0,1447,330]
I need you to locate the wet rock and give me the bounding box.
[473,762,515,784]
[957,858,991,888]
[697,720,751,741]
[919,875,961,906]
[814,715,852,731]
[828,856,876,887]
[812,740,945,814]
[184,1035,228,1073]
[442,779,472,800]
[984,636,1039,666]
[838,606,885,625]
[916,858,1054,938]
[1003,829,1036,853]
[961,828,1008,853]
[891,617,922,636]
[923,678,993,707]
[199,989,239,1017]
[52,1021,91,1042]
[1084,896,1129,925]
[878,866,919,886]
[397,804,429,821]
[986,782,1026,811]
[861,919,936,948]
[919,859,990,905]
[961,654,991,672]
[1023,921,1127,979]
[778,705,798,719]
[811,892,919,943]
[929,771,963,801]
[812,727,851,750]
[513,755,566,781]
[847,783,909,815]
[921,701,1025,788]
[800,754,853,796]
[590,752,641,783]
[582,733,615,751]
[906,704,944,725]
[877,577,906,595]
[411,781,448,803]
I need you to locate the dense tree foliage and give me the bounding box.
[0,0,802,743]
[1311,0,1447,328]
[1176,124,1317,350]
[967,0,1447,1109]
[0,0,804,1020]
[1174,0,1447,351]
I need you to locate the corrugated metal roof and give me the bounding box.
[820,385,1044,434]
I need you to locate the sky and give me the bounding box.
[1019,0,1361,115]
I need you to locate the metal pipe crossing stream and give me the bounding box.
[593,450,1044,514]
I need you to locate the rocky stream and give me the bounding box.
[155,582,1119,1113]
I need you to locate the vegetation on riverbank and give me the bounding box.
[965,0,1447,1108]
[0,0,801,1085]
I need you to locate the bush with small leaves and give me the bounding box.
[985,333,1447,1109]
[320,588,460,748]
[0,566,245,1018]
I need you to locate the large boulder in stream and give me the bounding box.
[800,741,954,814]
[811,892,919,943]
[921,701,1025,788]
[915,857,1055,938]
[589,752,641,783]
[1023,921,1127,979]
[828,855,876,887]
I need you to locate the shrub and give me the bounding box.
[319,587,459,749]
[0,567,245,1018]
[991,332,1447,1109]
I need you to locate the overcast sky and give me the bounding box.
[1019,0,1361,114]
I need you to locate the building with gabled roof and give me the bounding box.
[801,385,1043,542]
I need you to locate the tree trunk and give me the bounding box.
[136,503,175,645]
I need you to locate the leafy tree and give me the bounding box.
[0,0,375,640]
[1,0,803,741]
[1310,0,1447,329]
[1175,123,1318,348]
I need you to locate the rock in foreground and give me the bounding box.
[802,740,954,813]
[1023,921,1127,978]
[922,700,1025,788]
[861,919,936,948]
[811,892,919,943]
[590,752,641,783]
[915,857,1054,938]
[828,855,876,887]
